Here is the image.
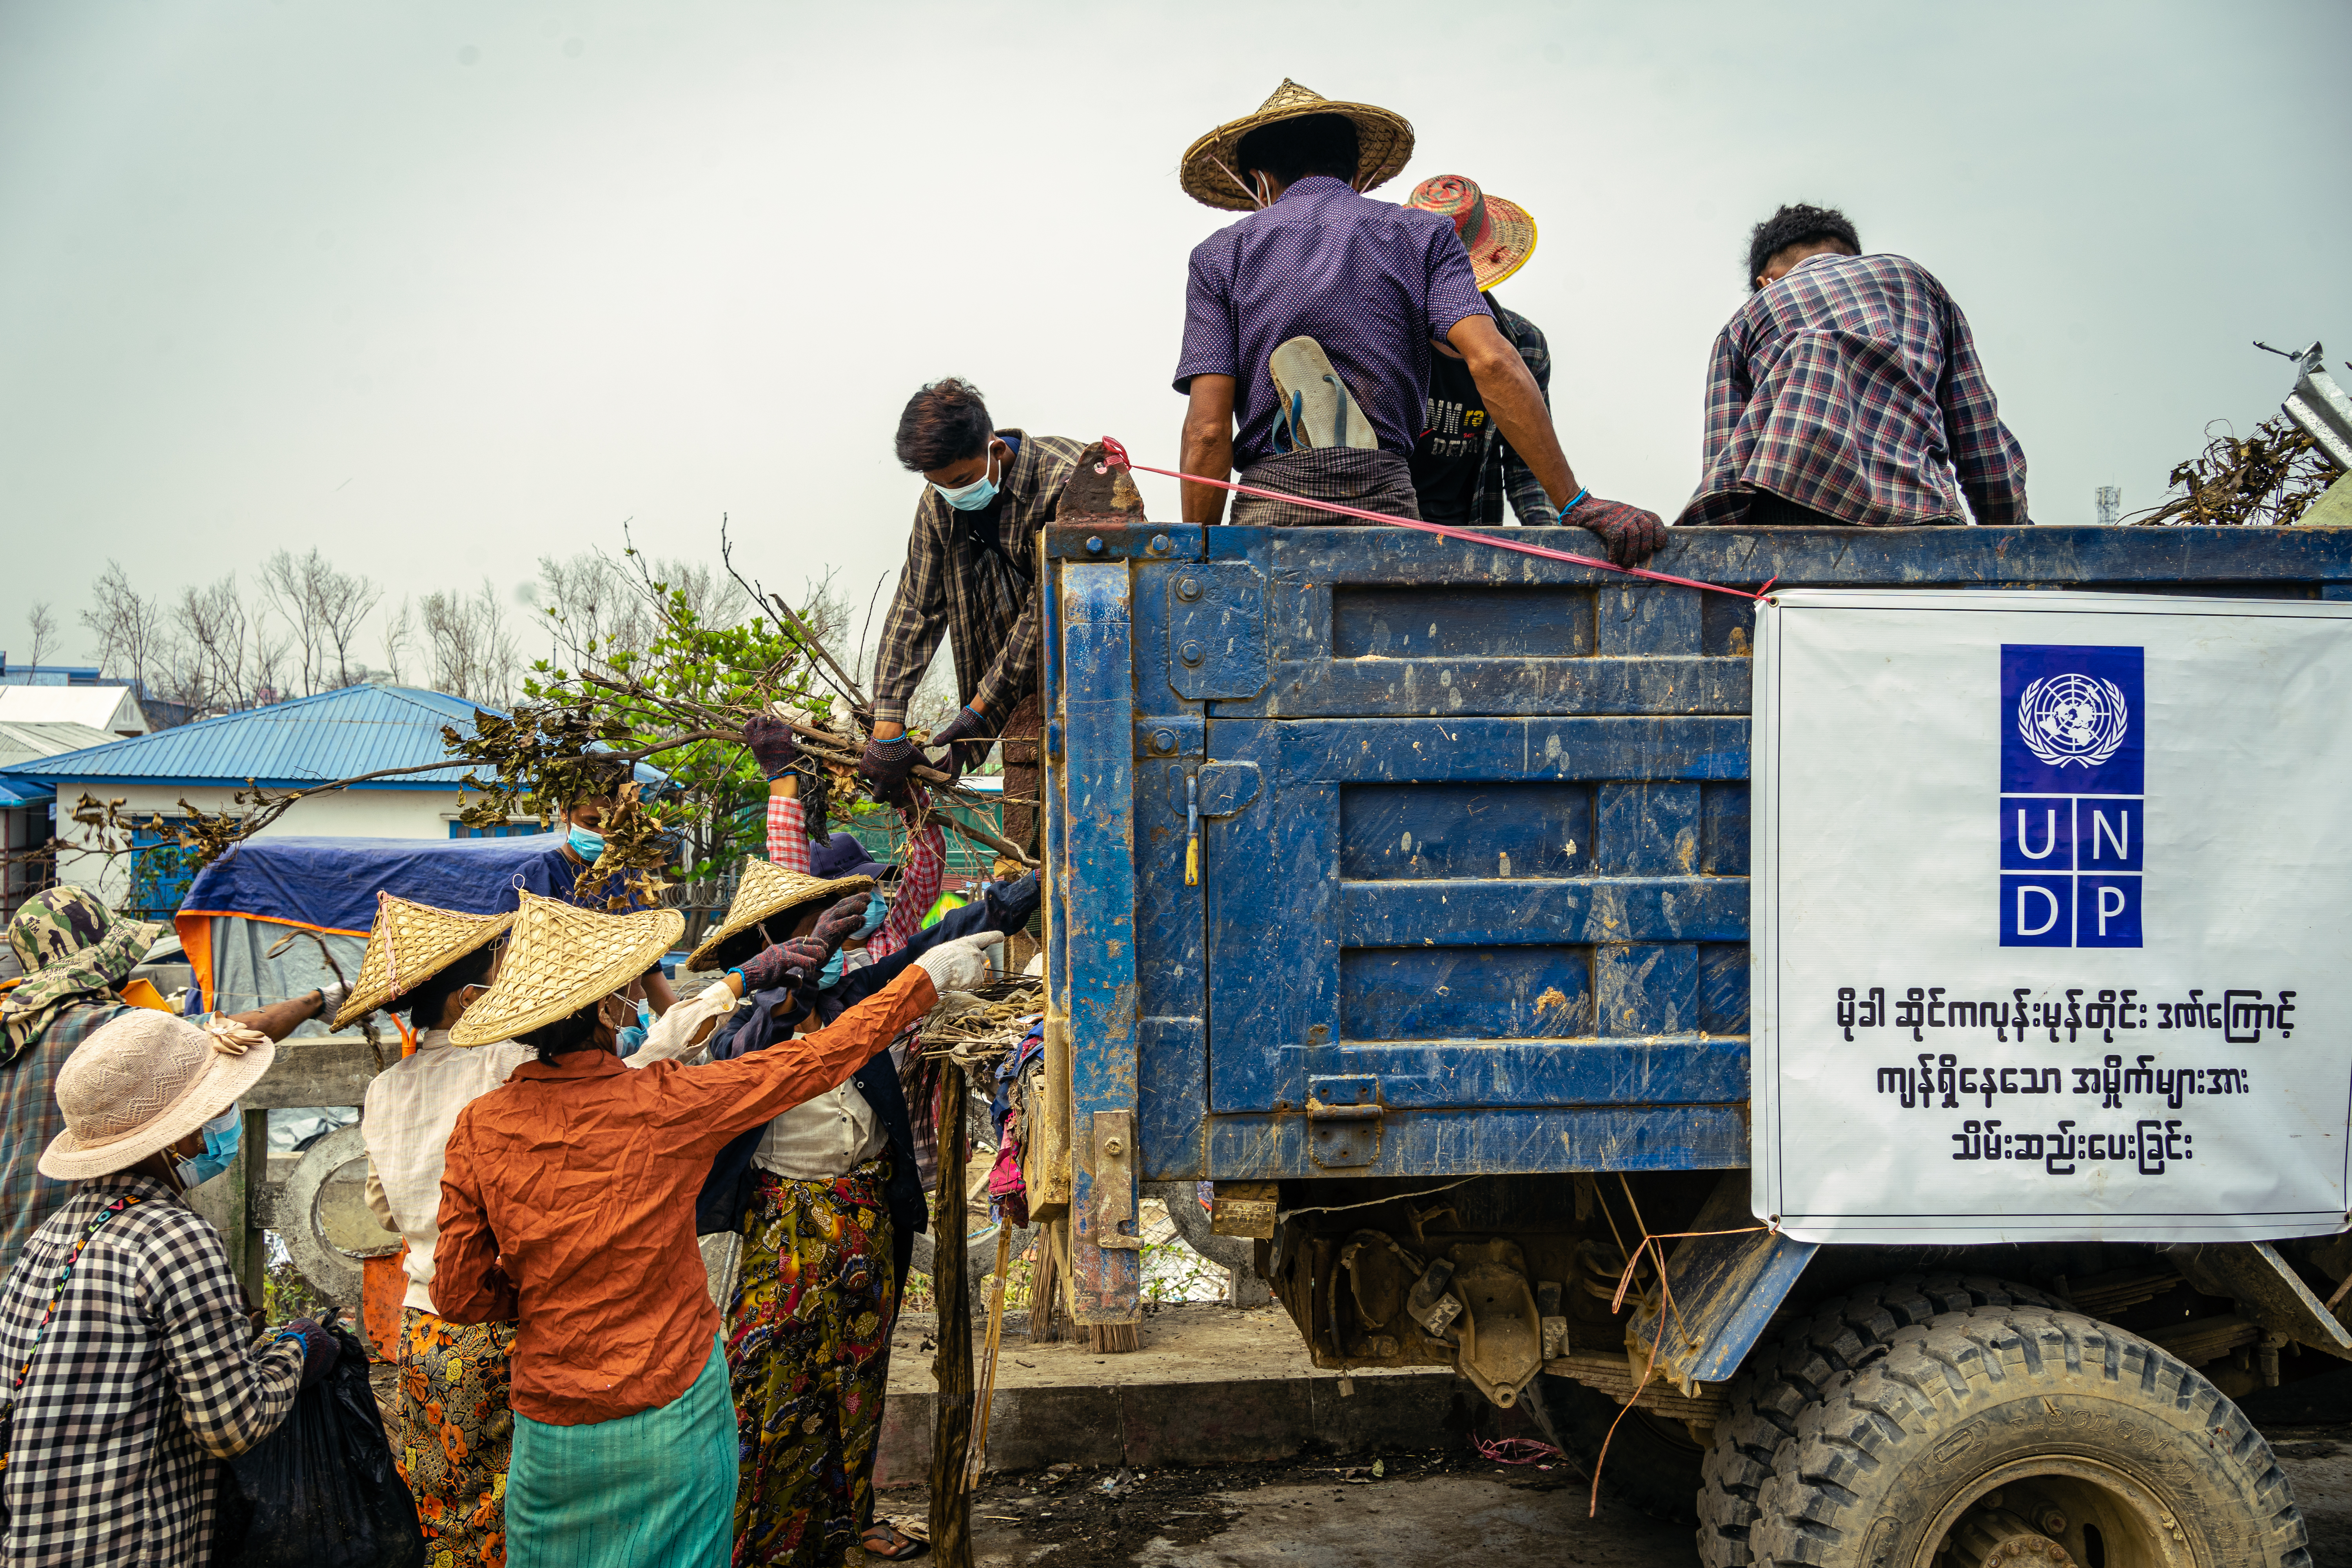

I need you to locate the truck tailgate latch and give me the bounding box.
[1306,1076,1383,1169]
[1087,1110,1142,1251]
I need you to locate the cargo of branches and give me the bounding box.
[1020,405,2352,1565]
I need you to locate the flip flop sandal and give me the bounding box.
[862,1521,930,1560]
[1268,336,1377,450]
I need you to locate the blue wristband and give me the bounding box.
[1561,486,1590,517]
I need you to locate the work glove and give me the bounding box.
[914,931,1006,995]
[742,716,801,781]
[859,734,919,804]
[279,1317,341,1390]
[811,893,875,955]
[314,980,350,1019]
[1566,495,1668,568]
[923,705,993,782]
[736,936,826,994]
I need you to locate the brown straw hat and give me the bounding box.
[1180,78,1415,212]
[333,893,515,1031]
[683,858,875,973]
[449,892,683,1047]
[41,1012,275,1180]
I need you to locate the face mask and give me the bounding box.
[819,947,846,990]
[176,1105,242,1188]
[568,825,605,860]
[856,892,888,939]
[932,446,1000,512]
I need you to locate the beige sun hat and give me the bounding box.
[333,893,516,1031]
[40,1011,275,1180]
[1180,78,1416,212]
[682,858,875,973]
[449,892,684,1047]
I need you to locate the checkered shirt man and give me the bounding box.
[1679,251,2028,527]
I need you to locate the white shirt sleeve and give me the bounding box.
[629,979,741,1067]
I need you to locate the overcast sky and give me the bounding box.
[3,1,2347,675]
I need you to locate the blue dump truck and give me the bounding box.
[1027,457,2352,1568]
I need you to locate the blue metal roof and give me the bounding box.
[0,686,664,791]
[0,776,53,808]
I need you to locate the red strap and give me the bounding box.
[1093,437,1768,601]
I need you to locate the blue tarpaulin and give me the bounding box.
[183,835,575,934]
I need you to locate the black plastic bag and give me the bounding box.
[220,1325,423,1568]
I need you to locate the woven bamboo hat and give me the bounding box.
[449,892,683,1047]
[41,1012,274,1179]
[1180,78,1414,212]
[333,893,515,1031]
[683,858,875,973]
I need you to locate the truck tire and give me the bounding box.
[1539,1373,1703,1524]
[1698,1274,2061,1568]
[1751,1304,2308,1568]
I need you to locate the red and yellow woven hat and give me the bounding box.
[1405,174,1536,291]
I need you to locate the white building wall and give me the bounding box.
[45,783,483,911]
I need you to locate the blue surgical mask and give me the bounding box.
[819,948,846,990]
[177,1105,242,1188]
[856,892,888,939]
[932,447,1001,512]
[567,825,605,860]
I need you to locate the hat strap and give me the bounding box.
[1207,154,1259,206]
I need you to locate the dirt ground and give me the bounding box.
[882,1424,2352,1568]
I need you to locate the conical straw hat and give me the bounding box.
[684,858,875,973]
[1180,78,1416,212]
[450,892,684,1047]
[334,893,516,1030]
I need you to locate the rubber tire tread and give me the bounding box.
[1751,1304,2308,1568]
[1695,1274,2060,1568]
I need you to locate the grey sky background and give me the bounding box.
[3,1,2347,675]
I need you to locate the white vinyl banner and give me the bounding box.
[1752,589,2352,1243]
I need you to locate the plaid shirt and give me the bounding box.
[0,999,130,1273]
[1460,299,1557,527]
[0,1172,303,1566]
[1679,252,2028,527]
[871,431,1084,728]
[764,793,943,960]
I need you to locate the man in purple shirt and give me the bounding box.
[1172,81,1662,565]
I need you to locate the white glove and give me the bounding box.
[913,931,1004,995]
[316,979,351,1016]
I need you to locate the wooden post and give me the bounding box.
[927,1064,974,1568]
[1027,1220,1060,1343]
[233,1108,269,1311]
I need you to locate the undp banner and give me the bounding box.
[1751,589,2352,1243]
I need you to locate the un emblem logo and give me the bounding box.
[2016,673,2129,769]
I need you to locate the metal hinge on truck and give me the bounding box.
[1307,1076,1383,1169]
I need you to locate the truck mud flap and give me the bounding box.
[1628,1171,1818,1390]
[2161,1239,2352,1361]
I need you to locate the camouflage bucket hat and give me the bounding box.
[2,888,165,1065]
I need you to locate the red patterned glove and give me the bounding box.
[736,936,826,993]
[1566,495,1668,568]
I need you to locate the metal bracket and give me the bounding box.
[1307,1076,1383,1169]
[1168,563,1268,700]
[1089,1109,1142,1250]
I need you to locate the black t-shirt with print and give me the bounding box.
[1410,348,1496,525]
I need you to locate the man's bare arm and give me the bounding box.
[1450,313,1580,509]
[224,991,325,1042]
[1180,376,1236,524]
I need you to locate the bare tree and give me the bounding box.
[381,598,415,686]
[22,603,58,671]
[420,581,519,704]
[82,562,170,690]
[260,548,382,693]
